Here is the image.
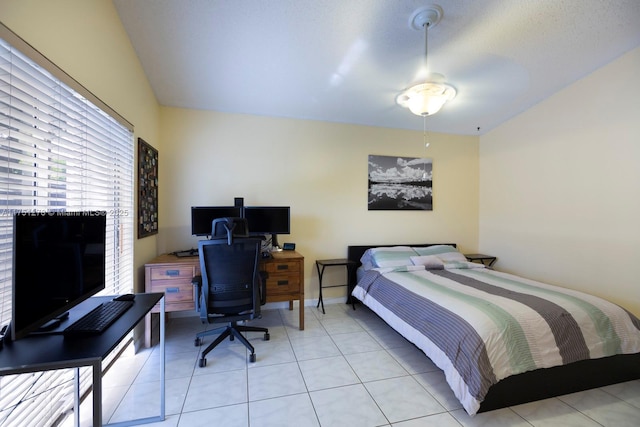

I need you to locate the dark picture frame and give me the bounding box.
[137,138,158,238]
[368,154,433,211]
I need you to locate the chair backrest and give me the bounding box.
[197,237,263,318]
[211,217,249,244]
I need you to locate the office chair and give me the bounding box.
[193,218,269,367]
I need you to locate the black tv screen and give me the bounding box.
[11,211,106,340]
[243,206,290,235]
[191,206,242,236]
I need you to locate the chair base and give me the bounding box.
[195,321,269,367]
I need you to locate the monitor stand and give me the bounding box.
[37,312,69,332]
[271,234,280,250]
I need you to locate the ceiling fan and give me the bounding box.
[396,6,457,117]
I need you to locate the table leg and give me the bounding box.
[299,300,304,330]
[92,360,101,427]
[160,297,165,421]
[315,263,325,314]
[346,265,356,310]
[74,368,80,427]
[144,313,151,348]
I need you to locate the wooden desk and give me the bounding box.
[144,250,304,346]
[0,293,165,427]
[144,254,199,347]
[261,250,305,330]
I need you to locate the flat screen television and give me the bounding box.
[191,206,242,236]
[243,206,290,247]
[11,211,107,340]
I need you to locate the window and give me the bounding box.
[0,24,134,426]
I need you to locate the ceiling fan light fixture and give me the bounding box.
[396,82,456,116]
[397,5,456,117]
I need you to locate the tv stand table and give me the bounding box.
[0,293,165,427]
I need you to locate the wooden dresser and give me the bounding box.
[144,250,304,347]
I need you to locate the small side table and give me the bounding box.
[464,253,497,267]
[315,259,358,314]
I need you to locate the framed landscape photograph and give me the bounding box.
[368,154,432,210]
[138,138,158,238]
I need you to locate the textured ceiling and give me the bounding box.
[113,0,640,135]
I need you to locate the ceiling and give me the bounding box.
[113,0,640,135]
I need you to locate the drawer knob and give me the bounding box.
[277,280,289,286]
[166,270,180,277]
[166,287,180,293]
[277,265,289,270]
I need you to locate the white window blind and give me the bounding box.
[0,24,134,427]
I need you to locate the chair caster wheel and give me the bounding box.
[264,333,270,341]
[250,353,256,363]
[230,335,235,341]
[194,337,202,346]
[198,358,206,367]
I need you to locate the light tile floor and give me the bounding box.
[74,303,640,426]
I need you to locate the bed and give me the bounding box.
[348,243,640,415]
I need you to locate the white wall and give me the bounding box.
[479,47,640,315]
[158,108,480,302]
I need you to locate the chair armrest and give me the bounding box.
[259,271,268,305]
[192,275,202,312]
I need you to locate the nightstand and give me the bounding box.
[315,259,358,314]
[464,253,497,267]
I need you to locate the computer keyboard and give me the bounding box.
[174,248,198,257]
[63,300,134,337]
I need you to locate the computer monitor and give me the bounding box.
[243,206,290,235]
[191,206,242,236]
[11,211,107,340]
[243,206,290,247]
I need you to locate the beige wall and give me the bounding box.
[3,1,635,317]
[159,108,479,303]
[479,46,640,316]
[0,0,480,309]
[0,0,161,293]
[3,0,633,320]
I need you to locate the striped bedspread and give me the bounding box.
[352,266,640,415]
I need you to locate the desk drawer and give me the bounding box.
[265,274,300,295]
[149,266,195,281]
[149,280,194,304]
[263,260,300,274]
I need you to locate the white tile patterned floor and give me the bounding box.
[72,302,640,426]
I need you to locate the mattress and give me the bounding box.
[352,257,640,415]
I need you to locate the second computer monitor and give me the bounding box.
[243,206,290,235]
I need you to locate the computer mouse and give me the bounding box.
[114,293,135,302]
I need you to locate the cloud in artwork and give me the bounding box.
[369,156,432,182]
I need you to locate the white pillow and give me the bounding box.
[410,255,444,269]
[370,246,417,268]
[435,251,468,263]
